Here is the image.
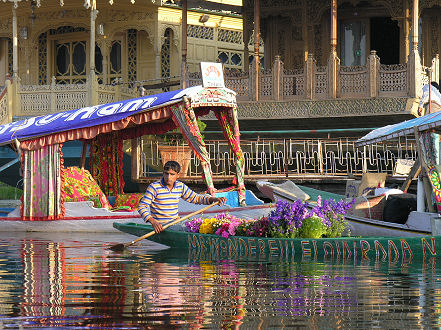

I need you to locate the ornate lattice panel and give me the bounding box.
[224,69,248,97]
[55,88,87,112]
[188,72,202,87]
[19,88,51,115]
[0,88,8,125]
[127,29,137,87]
[98,85,116,104]
[38,33,48,84]
[187,25,214,40]
[379,64,407,95]
[161,28,172,92]
[283,68,304,98]
[340,66,368,97]
[49,26,86,35]
[248,33,264,46]
[7,38,12,76]
[259,67,273,99]
[315,66,328,96]
[18,84,87,115]
[218,29,243,44]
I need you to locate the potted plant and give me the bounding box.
[157,119,206,177]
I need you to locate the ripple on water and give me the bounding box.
[0,233,440,328]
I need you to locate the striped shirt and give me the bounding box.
[137,179,211,223]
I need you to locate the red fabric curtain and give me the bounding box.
[89,131,125,196]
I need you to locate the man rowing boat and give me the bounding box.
[137,160,227,233]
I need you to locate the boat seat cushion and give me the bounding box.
[64,167,112,209]
[114,193,144,211]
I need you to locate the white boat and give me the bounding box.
[0,83,273,232]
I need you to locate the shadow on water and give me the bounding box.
[0,232,440,328]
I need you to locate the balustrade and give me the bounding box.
[8,74,137,117]
[138,137,417,181]
[2,52,439,119]
[186,52,438,103]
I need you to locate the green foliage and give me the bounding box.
[235,221,253,236]
[269,227,299,239]
[299,216,328,239]
[325,214,350,238]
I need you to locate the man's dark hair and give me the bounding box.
[431,81,440,90]
[164,160,181,173]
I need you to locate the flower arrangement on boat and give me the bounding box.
[185,197,355,239]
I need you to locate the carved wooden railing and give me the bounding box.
[12,75,138,117]
[379,63,408,97]
[339,65,368,98]
[187,51,439,102]
[3,53,439,120]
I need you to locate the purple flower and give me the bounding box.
[267,200,310,237]
[185,217,204,233]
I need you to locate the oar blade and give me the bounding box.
[109,243,126,252]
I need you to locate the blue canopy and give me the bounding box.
[0,86,206,147]
[356,111,441,146]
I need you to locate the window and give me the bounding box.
[217,51,243,69]
[55,40,87,84]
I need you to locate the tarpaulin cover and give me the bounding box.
[357,111,441,146]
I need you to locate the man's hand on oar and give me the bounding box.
[148,217,164,234]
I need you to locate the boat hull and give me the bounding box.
[0,199,273,232]
[113,222,441,263]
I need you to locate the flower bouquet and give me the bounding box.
[185,197,355,239]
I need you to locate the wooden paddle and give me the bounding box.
[109,201,220,251]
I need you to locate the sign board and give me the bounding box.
[200,62,225,88]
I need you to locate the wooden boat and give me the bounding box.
[256,179,440,237]
[113,222,441,263]
[254,112,441,238]
[0,76,264,231]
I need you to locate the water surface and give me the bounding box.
[0,232,440,328]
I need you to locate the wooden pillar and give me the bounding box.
[368,50,379,97]
[181,0,188,89]
[12,6,18,78]
[330,0,337,54]
[432,54,440,83]
[253,0,260,101]
[328,0,338,98]
[408,0,421,98]
[90,1,97,73]
[273,55,282,100]
[412,0,419,52]
[243,16,250,73]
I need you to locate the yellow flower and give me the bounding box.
[199,217,216,234]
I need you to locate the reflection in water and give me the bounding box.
[0,233,440,328]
